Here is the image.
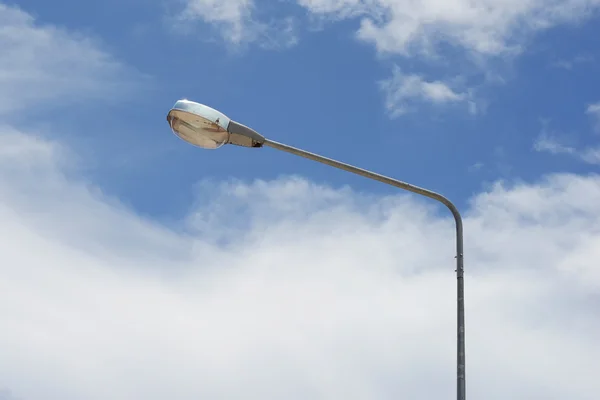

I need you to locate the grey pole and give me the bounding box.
[262,138,466,400]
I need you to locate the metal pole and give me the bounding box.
[263,138,466,400]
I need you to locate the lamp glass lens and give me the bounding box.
[167,100,231,149]
[167,109,229,149]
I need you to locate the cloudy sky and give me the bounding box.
[1,0,600,399]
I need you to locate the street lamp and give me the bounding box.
[166,99,466,400]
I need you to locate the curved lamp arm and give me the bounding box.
[262,138,466,400]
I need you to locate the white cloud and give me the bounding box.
[175,0,298,49]
[534,132,600,165]
[296,0,600,57]
[587,102,600,116]
[549,54,593,69]
[0,3,143,116]
[468,162,484,172]
[178,0,253,44]
[580,146,600,164]
[379,66,469,116]
[586,101,600,132]
[294,1,600,116]
[535,106,600,164]
[534,133,577,155]
[1,127,599,399]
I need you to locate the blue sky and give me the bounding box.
[8,0,600,217]
[1,1,600,399]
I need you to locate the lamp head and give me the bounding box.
[167,99,265,149]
